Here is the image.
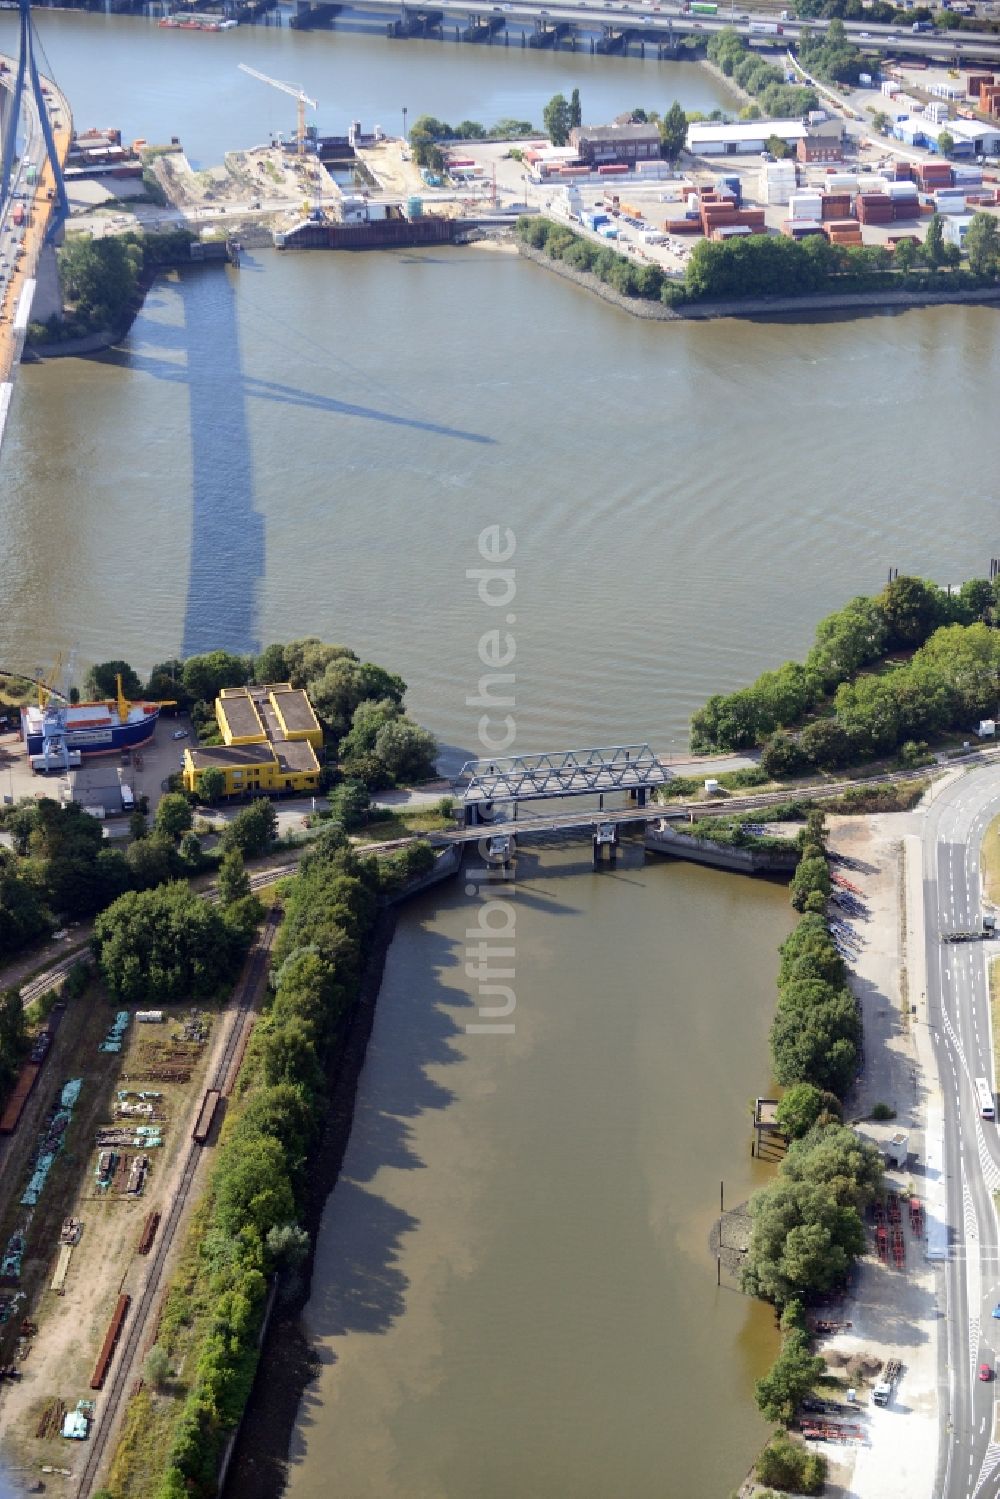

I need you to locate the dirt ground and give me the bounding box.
[355,140,422,198]
[0,986,219,1487]
[800,809,940,1499]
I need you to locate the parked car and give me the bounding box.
[980,1363,994,1381]
[172,728,189,740]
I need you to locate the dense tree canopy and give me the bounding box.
[692,572,1000,760]
[743,1124,881,1306]
[92,882,242,1004]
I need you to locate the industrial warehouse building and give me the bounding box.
[569,122,662,165]
[944,118,1000,155]
[686,119,807,156]
[182,682,323,799]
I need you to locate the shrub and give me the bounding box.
[756,1432,827,1495]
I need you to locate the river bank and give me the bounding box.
[220,900,401,1498]
[516,241,1000,323]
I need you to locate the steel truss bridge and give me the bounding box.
[453,744,671,822]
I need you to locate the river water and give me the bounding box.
[287,842,794,1499]
[4,15,1000,1495]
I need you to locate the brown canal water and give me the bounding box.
[287,841,795,1499]
[5,249,1000,759]
[2,22,1000,1489]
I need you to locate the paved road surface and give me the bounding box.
[925,769,1000,1499]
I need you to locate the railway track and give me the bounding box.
[73,909,279,1498]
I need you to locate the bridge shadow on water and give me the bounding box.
[96,265,495,658]
[301,920,471,1325]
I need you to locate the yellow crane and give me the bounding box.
[237,63,317,156]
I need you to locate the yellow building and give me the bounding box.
[182,682,323,799]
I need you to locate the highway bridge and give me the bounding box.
[297,0,1000,63]
[0,0,71,434]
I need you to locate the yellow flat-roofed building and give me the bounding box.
[183,682,322,798]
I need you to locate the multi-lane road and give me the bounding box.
[350,0,1000,63]
[924,770,1000,1499]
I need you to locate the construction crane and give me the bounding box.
[237,63,317,156]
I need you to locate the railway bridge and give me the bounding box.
[453,744,673,826]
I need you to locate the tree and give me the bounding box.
[871,109,890,134]
[179,831,203,866]
[755,1326,826,1422]
[125,834,175,890]
[214,1133,296,1239]
[775,1082,840,1140]
[761,731,807,779]
[338,698,401,762]
[181,651,253,707]
[327,780,370,831]
[756,1433,826,1496]
[83,660,143,702]
[965,211,1000,277]
[923,212,946,269]
[543,93,573,146]
[221,798,278,859]
[937,129,955,157]
[0,986,28,1095]
[660,101,688,162]
[265,1221,310,1269]
[218,847,251,906]
[255,643,289,683]
[790,854,831,912]
[58,235,139,332]
[144,1345,171,1389]
[308,659,406,740]
[878,574,944,649]
[92,882,240,1004]
[155,792,194,842]
[198,766,225,806]
[145,658,186,706]
[569,87,582,129]
[893,236,917,274]
[373,718,438,783]
[770,989,861,1095]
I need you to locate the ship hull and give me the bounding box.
[22,707,160,757]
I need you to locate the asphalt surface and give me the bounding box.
[925,769,1000,1499]
[346,0,1000,61]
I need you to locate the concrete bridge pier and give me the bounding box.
[0,85,14,179]
[30,242,62,325]
[593,822,620,867]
